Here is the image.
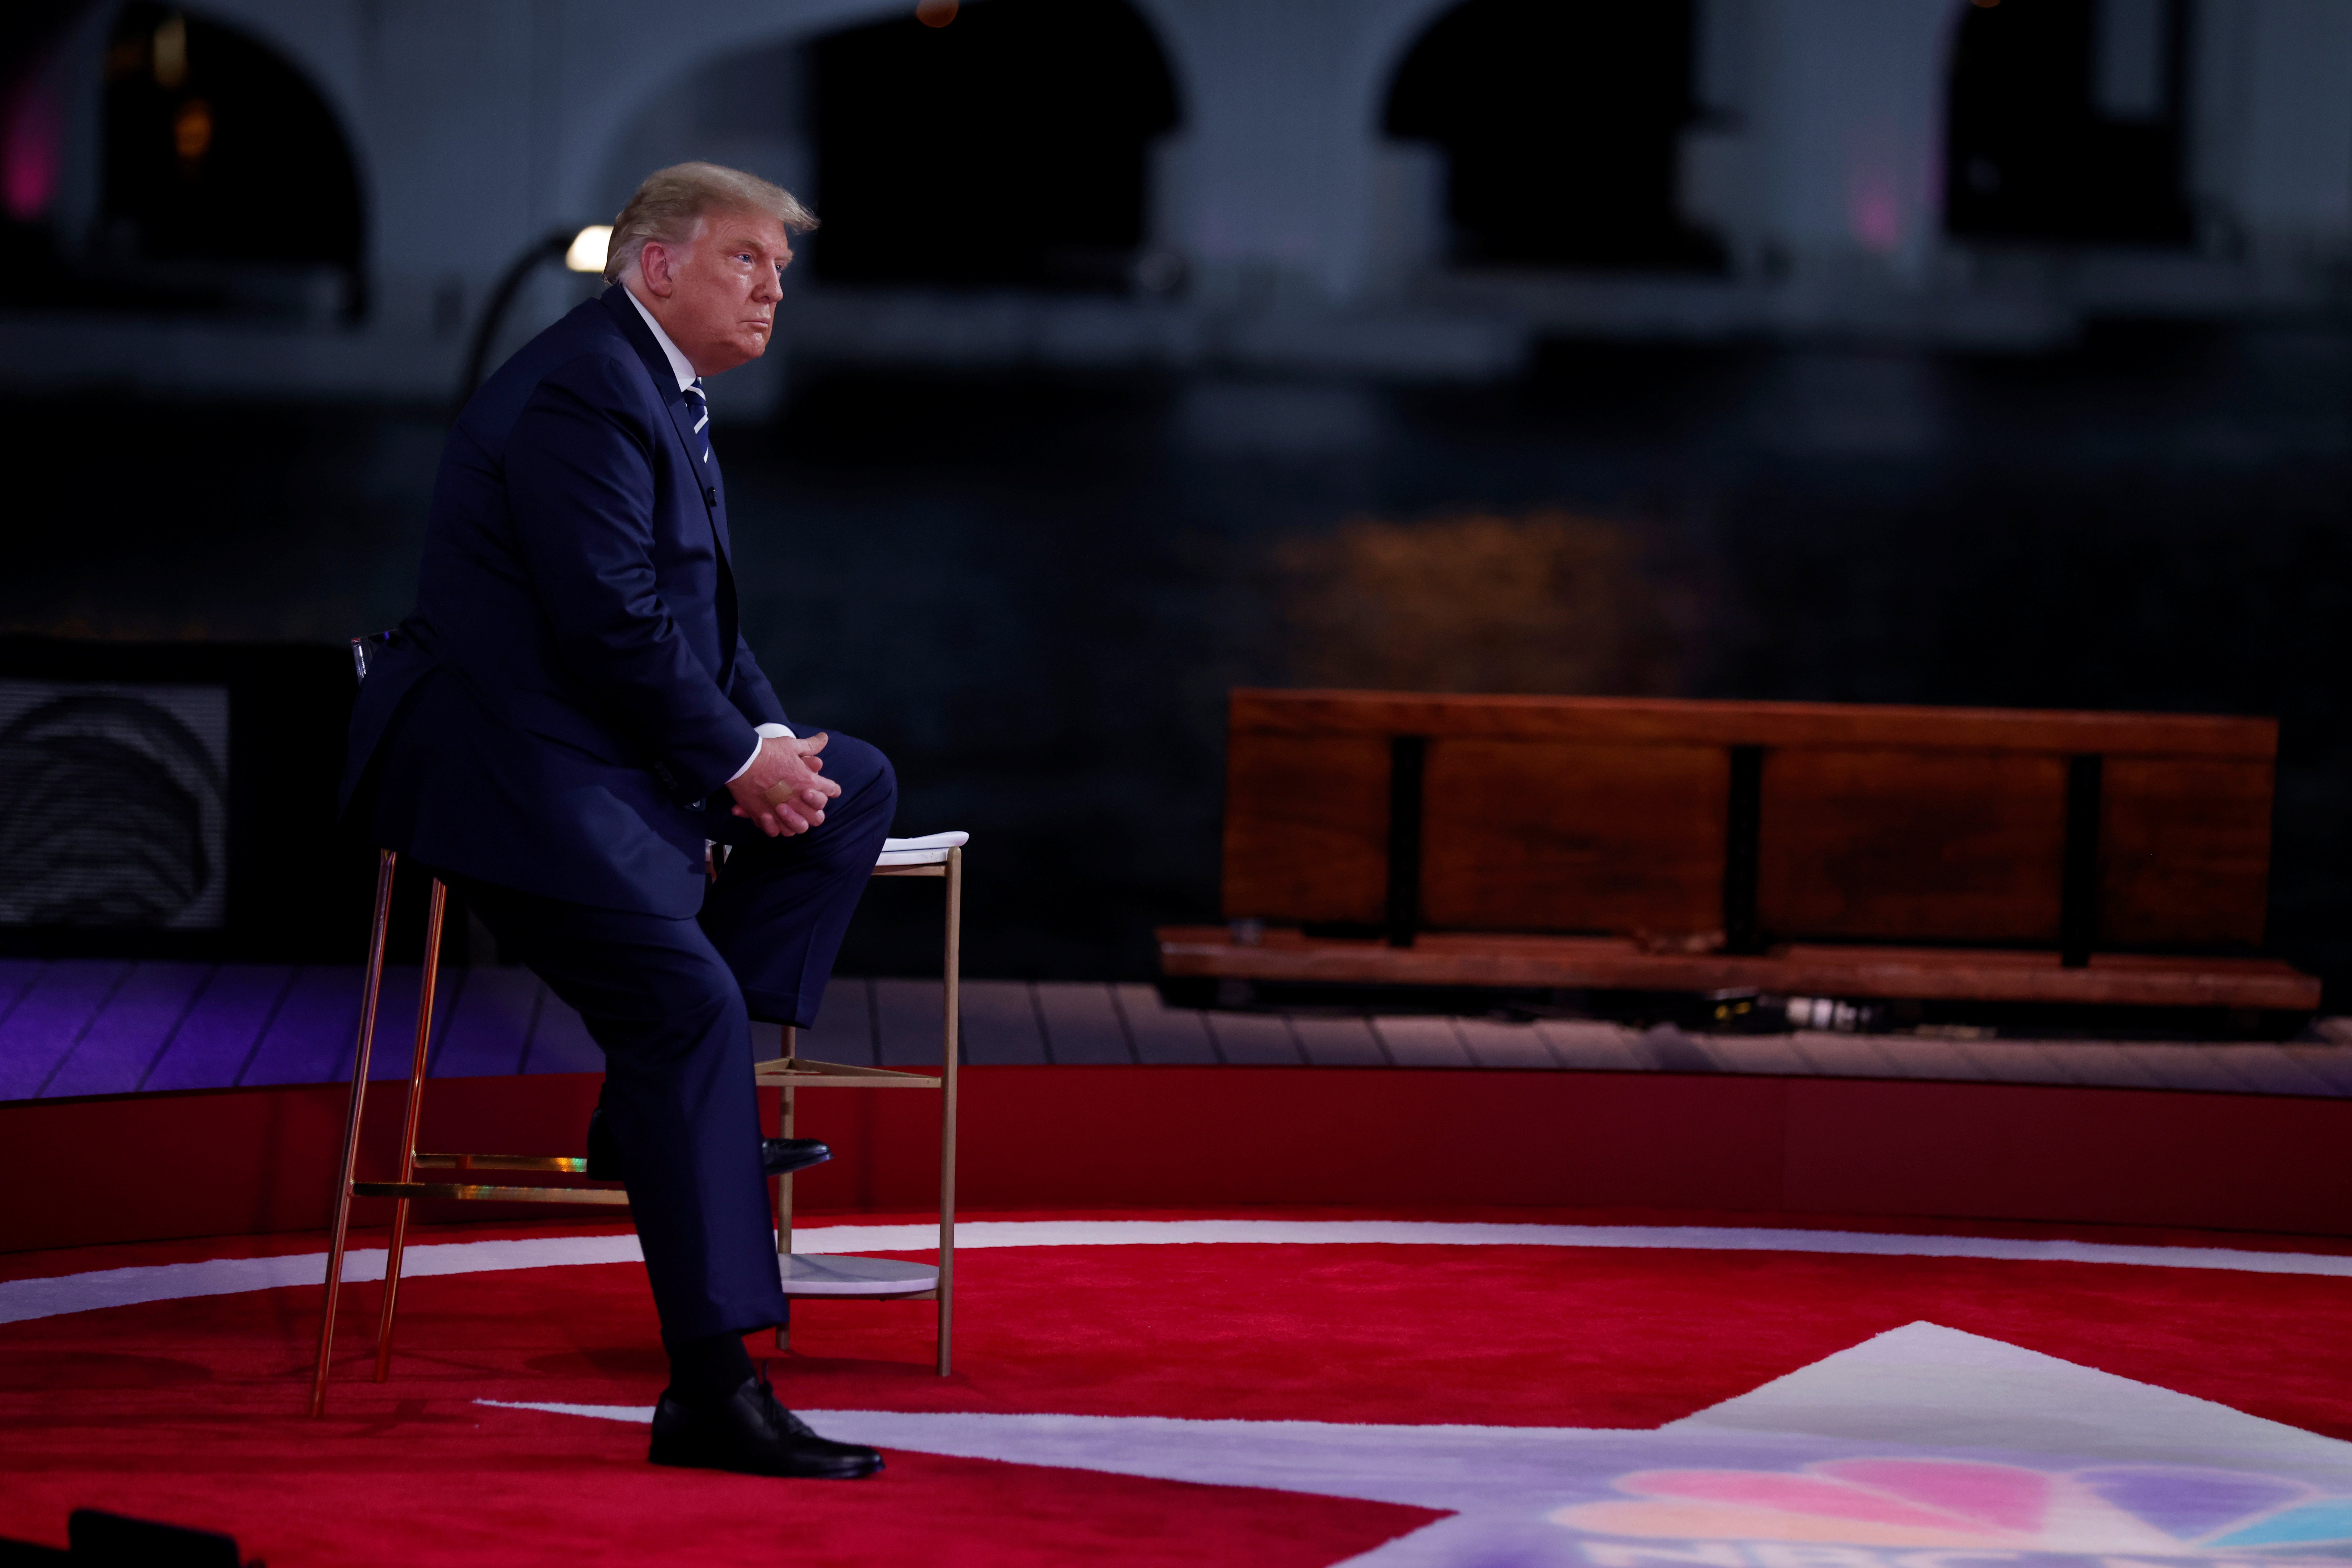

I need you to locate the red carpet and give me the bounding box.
[6,1208,2352,1563]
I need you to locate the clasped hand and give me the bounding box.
[726,732,841,837]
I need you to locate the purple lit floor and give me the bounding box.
[5,959,2352,1104]
[0,959,1206,1100]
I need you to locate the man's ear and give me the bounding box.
[640,239,677,299]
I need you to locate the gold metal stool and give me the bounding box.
[306,819,968,1409]
[757,833,964,1376]
[307,849,629,1417]
[310,630,635,1416]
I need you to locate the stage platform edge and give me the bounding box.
[10,1066,2352,1253]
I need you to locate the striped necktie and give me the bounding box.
[683,378,711,465]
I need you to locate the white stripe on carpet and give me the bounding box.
[9,1219,2352,1327]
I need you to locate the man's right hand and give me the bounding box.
[726,732,841,837]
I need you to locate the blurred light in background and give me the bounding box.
[916,1,960,27]
[1846,135,1904,255]
[172,99,211,166]
[2,76,61,222]
[1276,510,1691,698]
[151,13,188,90]
[564,224,611,273]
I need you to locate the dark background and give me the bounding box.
[5,317,2348,999]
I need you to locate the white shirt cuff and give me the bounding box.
[724,722,797,785]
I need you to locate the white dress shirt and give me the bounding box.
[619,283,791,786]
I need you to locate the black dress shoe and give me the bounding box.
[761,1137,832,1176]
[586,1107,833,1182]
[649,1372,883,1479]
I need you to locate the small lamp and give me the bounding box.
[564,225,612,274]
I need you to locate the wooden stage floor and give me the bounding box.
[3,958,2350,1104]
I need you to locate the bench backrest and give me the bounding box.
[1221,689,2278,953]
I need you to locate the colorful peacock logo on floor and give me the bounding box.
[1551,1459,2352,1557]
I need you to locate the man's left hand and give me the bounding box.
[727,732,839,837]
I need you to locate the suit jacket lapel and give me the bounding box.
[655,395,740,672]
[600,288,742,677]
[601,288,732,557]
[663,404,734,564]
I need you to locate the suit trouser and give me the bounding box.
[445,731,896,1347]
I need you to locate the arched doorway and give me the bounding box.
[807,0,1179,290]
[1383,0,1718,272]
[99,4,366,316]
[1944,0,2190,245]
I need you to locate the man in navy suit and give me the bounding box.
[344,164,887,1479]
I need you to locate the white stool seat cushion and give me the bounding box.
[877,831,968,867]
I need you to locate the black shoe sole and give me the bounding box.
[649,1445,883,1480]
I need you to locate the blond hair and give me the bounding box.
[603,162,818,285]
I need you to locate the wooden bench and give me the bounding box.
[1156,689,2320,1011]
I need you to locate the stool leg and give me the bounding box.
[375,878,448,1382]
[311,850,399,1417]
[775,1025,795,1352]
[938,846,961,1377]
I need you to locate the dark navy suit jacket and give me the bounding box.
[344,287,786,917]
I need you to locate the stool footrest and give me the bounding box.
[754,1056,942,1088]
[352,1180,629,1205]
[413,1153,587,1173]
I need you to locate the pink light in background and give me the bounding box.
[1845,124,1906,255]
[3,74,63,223]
